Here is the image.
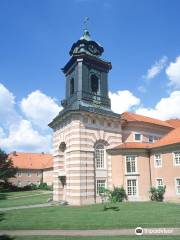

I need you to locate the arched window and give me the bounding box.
[95,144,105,169]
[91,74,99,94]
[70,78,74,95]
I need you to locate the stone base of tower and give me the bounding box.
[50,110,122,206]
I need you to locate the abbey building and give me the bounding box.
[49,30,180,205]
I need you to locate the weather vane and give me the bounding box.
[83,17,89,31]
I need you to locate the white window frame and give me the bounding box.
[96,179,106,195]
[134,132,142,142]
[154,154,162,168]
[27,170,31,177]
[148,135,154,143]
[175,178,180,195]
[173,152,180,166]
[125,155,137,174]
[156,178,164,188]
[95,144,106,169]
[126,176,138,197]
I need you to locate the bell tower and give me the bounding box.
[49,27,121,205]
[61,29,112,113]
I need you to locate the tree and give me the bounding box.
[0,149,17,188]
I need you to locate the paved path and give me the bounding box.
[0,203,54,212]
[6,191,52,200]
[0,228,180,236]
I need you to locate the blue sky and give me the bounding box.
[0,0,180,152]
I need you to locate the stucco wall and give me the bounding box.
[111,152,151,201]
[150,149,180,202]
[122,123,170,143]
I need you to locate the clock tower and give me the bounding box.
[49,29,122,205]
[61,29,113,114]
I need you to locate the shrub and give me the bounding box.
[150,186,166,202]
[38,182,51,190]
[99,186,127,204]
[111,186,127,202]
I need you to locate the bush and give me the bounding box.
[38,182,51,190]
[111,186,128,202]
[99,186,127,204]
[150,186,166,202]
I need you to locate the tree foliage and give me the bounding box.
[99,186,127,210]
[0,149,17,187]
[149,186,166,202]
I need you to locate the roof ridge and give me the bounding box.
[121,111,174,128]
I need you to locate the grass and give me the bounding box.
[1,236,180,240]
[0,190,52,208]
[0,190,49,198]
[0,202,180,230]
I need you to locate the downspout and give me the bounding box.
[148,150,152,187]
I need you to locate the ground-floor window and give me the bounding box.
[96,179,106,195]
[156,178,163,188]
[127,179,137,196]
[176,178,180,195]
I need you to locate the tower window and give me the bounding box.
[91,74,99,94]
[70,78,74,95]
[95,144,105,169]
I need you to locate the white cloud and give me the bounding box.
[20,90,61,128]
[109,90,140,114]
[0,83,20,127]
[0,120,51,152]
[143,56,168,80]
[136,91,180,120]
[0,83,58,153]
[166,56,180,89]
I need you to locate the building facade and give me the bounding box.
[49,30,180,205]
[9,152,53,187]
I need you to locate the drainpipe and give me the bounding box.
[148,150,152,187]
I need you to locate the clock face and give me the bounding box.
[88,45,99,55]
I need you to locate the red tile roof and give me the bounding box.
[8,152,53,169]
[121,112,173,128]
[112,142,152,150]
[152,127,180,148]
[166,119,180,128]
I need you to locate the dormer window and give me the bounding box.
[134,133,141,141]
[149,135,154,143]
[70,78,74,95]
[91,74,99,94]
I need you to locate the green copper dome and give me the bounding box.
[69,30,104,57]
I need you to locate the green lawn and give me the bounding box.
[0,190,52,208]
[0,202,180,230]
[1,236,180,240]
[0,190,49,198]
